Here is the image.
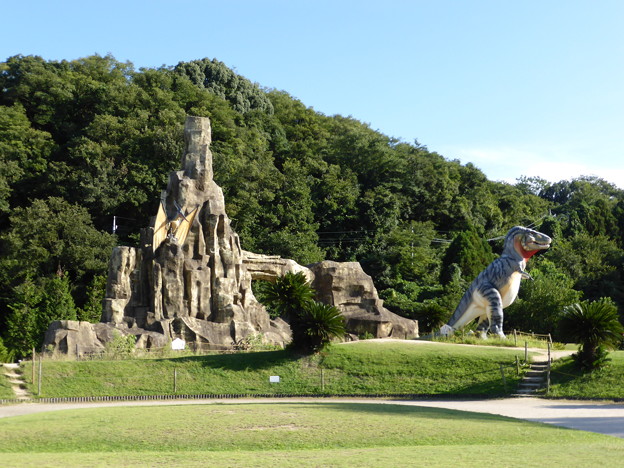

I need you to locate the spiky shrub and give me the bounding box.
[559,299,624,370]
[262,272,315,321]
[263,272,345,353]
[291,302,346,353]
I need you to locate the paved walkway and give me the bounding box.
[1,397,623,438]
[400,397,624,438]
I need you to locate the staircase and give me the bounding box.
[3,363,32,400]
[515,361,549,396]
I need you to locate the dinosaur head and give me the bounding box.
[504,226,551,260]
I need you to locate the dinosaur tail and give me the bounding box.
[446,285,476,329]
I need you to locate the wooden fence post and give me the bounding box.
[546,342,551,394]
[38,352,42,396]
[499,364,507,392]
[32,347,35,386]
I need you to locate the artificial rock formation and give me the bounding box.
[241,255,417,339]
[310,261,418,339]
[44,116,417,355]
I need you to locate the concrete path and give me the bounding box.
[1,397,623,438]
[399,397,624,438]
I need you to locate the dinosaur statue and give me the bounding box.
[440,226,551,338]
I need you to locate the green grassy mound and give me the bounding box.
[548,351,624,399]
[17,341,530,398]
[1,403,622,467]
[0,370,14,399]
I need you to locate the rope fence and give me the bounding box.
[511,330,552,345]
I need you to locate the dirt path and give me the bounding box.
[1,396,623,438]
[2,363,32,400]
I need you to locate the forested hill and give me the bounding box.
[1,54,624,357]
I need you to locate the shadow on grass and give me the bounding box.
[154,349,302,370]
[549,358,584,386]
[243,401,522,423]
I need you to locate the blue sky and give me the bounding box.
[3,0,623,188]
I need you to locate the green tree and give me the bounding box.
[77,275,107,323]
[257,159,324,264]
[559,299,624,371]
[175,58,274,114]
[4,274,76,359]
[548,232,623,307]
[1,197,115,283]
[384,221,439,283]
[0,197,114,339]
[504,259,582,338]
[39,273,77,330]
[0,103,53,214]
[0,336,12,362]
[4,277,41,358]
[440,230,494,285]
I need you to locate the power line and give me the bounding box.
[317,229,378,234]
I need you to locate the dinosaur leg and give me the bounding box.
[480,287,506,338]
[476,317,489,339]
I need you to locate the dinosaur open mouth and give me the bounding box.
[522,238,551,250]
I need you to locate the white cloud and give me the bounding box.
[438,145,624,190]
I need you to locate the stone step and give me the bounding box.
[518,383,544,389]
[515,361,549,396]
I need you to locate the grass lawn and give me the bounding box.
[0,368,15,399]
[0,402,622,467]
[548,351,624,400]
[16,341,530,398]
[431,334,564,349]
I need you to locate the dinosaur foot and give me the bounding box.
[439,324,454,336]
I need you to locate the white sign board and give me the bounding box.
[171,338,186,350]
[269,375,280,383]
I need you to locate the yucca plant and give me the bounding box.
[262,272,315,321]
[293,302,346,353]
[263,272,345,353]
[559,299,624,370]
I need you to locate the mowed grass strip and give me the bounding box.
[0,369,16,399]
[0,403,623,468]
[18,341,529,398]
[321,341,525,394]
[548,351,624,399]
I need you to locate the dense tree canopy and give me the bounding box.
[1,54,623,356]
